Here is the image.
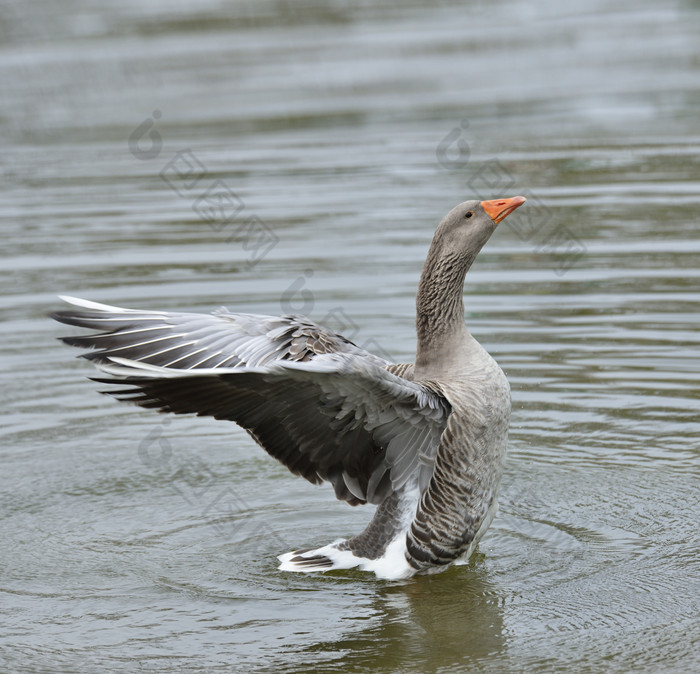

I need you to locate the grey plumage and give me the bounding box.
[52,195,524,578]
[53,302,450,508]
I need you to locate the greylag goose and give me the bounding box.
[52,196,525,579]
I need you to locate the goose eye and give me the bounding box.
[465,211,473,219]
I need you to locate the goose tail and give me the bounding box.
[277,536,414,580]
[277,540,361,573]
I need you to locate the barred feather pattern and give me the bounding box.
[338,488,410,560]
[51,197,522,579]
[405,359,511,572]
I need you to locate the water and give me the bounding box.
[1,0,699,671]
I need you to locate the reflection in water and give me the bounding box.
[300,563,505,671]
[1,0,700,670]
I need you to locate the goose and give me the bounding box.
[52,195,525,580]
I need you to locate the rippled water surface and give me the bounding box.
[1,0,699,671]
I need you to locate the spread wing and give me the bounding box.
[52,296,451,505]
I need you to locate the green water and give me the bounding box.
[1,0,699,671]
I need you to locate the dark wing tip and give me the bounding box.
[50,310,82,327]
[50,310,114,331]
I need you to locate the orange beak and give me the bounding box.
[481,195,526,224]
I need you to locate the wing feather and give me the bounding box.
[53,297,451,505]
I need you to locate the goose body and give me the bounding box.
[52,196,525,579]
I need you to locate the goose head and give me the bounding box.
[430,196,527,265]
